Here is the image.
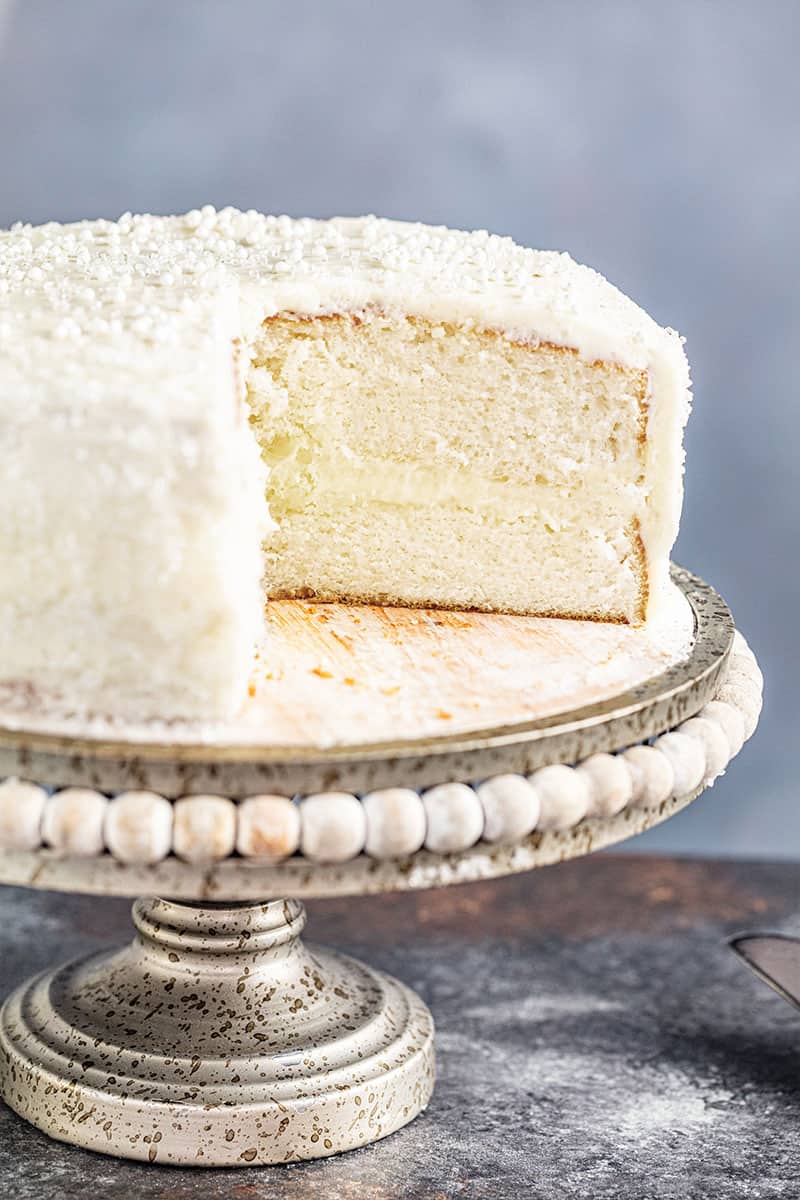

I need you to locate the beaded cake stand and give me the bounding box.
[0,567,762,1167]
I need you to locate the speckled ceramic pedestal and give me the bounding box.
[0,897,435,1166]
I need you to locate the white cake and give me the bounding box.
[0,208,691,720]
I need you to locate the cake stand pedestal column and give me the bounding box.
[0,896,435,1166]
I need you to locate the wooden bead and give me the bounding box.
[527,764,590,831]
[42,788,107,856]
[698,700,745,759]
[715,680,762,740]
[732,629,756,663]
[577,754,633,818]
[236,795,300,861]
[105,792,173,864]
[721,667,762,703]
[677,716,730,783]
[622,745,675,809]
[422,783,483,854]
[0,778,46,850]
[476,775,539,844]
[300,793,366,863]
[173,795,236,863]
[725,658,763,693]
[652,732,705,796]
[363,788,426,859]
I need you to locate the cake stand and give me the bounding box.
[0,567,762,1167]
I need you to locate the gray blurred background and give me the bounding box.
[0,0,796,857]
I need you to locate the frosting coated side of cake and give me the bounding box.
[0,238,265,719]
[0,208,690,720]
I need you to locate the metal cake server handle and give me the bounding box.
[729,933,800,1013]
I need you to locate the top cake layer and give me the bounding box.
[0,206,689,413]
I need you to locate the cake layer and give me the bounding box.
[264,503,644,621]
[249,313,648,487]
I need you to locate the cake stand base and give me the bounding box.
[0,897,435,1166]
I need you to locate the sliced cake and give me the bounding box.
[0,209,691,720]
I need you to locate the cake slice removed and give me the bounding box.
[0,209,691,721]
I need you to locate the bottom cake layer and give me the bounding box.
[264,500,645,622]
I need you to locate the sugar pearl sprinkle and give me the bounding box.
[0,632,763,863]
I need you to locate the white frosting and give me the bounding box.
[0,208,691,719]
[272,452,646,527]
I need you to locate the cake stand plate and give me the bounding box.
[0,567,751,1167]
[0,565,726,797]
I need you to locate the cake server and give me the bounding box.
[729,933,800,1012]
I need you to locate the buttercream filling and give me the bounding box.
[266,452,643,540]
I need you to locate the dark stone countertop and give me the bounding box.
[1,854,798,1199]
